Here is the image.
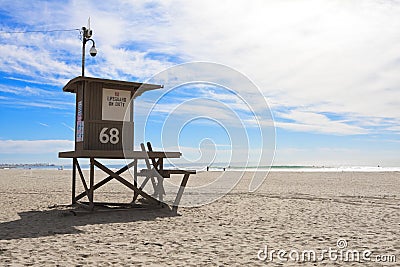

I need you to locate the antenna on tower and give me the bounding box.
[81,17,97,76]
[83,17,92,38]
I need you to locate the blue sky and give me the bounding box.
[0,0,399,166]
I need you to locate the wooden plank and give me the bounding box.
[138,169,196,178]
[146,143,163,170]
[79,201,143,207]
[63,76,162,93]
[75,160,136,200]
[75,159,90,202]
[157,176,164,202]
[163,170,196,175]
[89,158,95,209]
[72,203,165,215]
[138,169,164,177]
[146,142,158,168]
[93,159,160,205]
[141,143,157,191]
[172,173,191,213]
[72,158,77,204]
[74,160,135,201]
[139,176,152,190]
[148,142,166,199]
[59,150,181,159]
[132,159,138,202]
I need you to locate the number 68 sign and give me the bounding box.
[99,127,120,144]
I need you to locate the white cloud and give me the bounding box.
[274,110,367,135]
[38,122,49,127]
[0,84,57,96]
[151,0,400,134]
[136,95,259,131]
[274,146,400,166]
[0,140,74,154]
[61,122,74,132]
[275,121,364,136]
[0,95,75,110]
[1,0,400,136]
[0,84,75,109]
[0,44,80,85]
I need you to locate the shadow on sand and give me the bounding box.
[0,206,178,240]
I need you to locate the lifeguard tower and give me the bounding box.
[59,76,195,212]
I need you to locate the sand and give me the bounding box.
[0,169,399,266]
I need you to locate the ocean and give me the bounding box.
[4,164,400,172]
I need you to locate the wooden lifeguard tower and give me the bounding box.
[59,76,195,212]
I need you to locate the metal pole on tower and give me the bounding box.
[81,23,97,77]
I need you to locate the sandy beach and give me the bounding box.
[0,169,399,266]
